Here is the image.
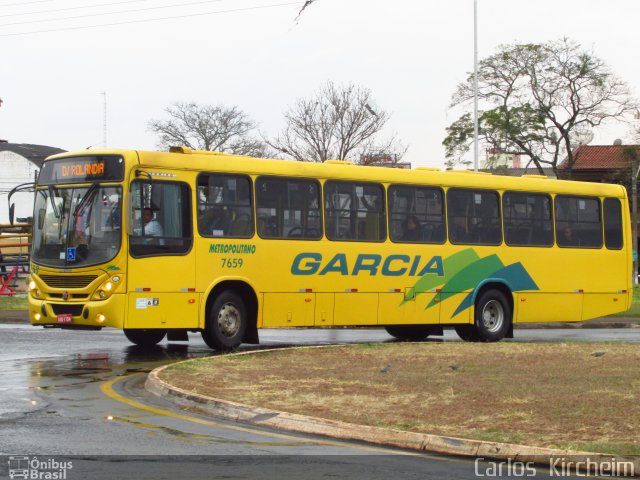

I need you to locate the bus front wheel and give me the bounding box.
[473,289,512,342]
[201,291,247,351]
[384,325,433,341]
[123,328,166,347]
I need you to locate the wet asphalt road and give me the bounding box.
[1,325,636,479]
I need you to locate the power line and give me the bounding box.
[0,1,300,36]
[1,0,227,25]
[0,0,55,7]
[1,0,155,18]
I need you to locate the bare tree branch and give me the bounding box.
[148,102,270,157]
[267,81,405,163]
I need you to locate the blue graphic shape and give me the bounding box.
[451,262,540,317]
[66,247,77,262]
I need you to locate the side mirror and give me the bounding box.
[125,193,135,235]
[9,203,14,225]
[38,208,46,229]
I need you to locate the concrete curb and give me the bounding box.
[145,347,639,475]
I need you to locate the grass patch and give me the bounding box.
[160,342,640,456]
[0,294,28,310]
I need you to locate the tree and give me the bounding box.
[443,38,637,175]
[149,102,269,157]
[268,81,405,163]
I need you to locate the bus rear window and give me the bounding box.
[604,198,623,250]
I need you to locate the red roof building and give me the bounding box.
[557,144,640,182]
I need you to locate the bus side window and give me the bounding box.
[256,176,322,240]
[503,191,553,247]
[388,185,445,244]
[324,181,385,242]
[447,188,501,246]
[555,196,602,248]
[129,180,192,257]
[196,174,253,238]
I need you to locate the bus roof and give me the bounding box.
[44,148,628,199]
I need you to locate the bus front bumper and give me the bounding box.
[29,293,126,329]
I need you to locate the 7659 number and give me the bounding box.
[220,258,244,268]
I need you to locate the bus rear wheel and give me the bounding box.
[455,290,512,342]
[201,291,247,351]
[384,325,433,341]
[123,328,166,347]
[473,289,512,342]
[454,325,479,342]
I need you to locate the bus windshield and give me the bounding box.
[31,185,122,268]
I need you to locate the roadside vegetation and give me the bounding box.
[160,342,640,456]
[0,294,27,310]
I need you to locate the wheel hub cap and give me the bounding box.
[217,303,240,338]
[481,300,504,333]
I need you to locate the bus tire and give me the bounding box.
[123,328,166,347]
[384,325,432,341]
[201,291,247,351]
[473,289,512,342]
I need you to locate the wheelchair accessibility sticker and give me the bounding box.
[135,298,160,309]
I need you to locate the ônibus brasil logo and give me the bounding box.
[7,456,72,479]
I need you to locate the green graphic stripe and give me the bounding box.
[426,254,504,309]
[451,262,540,317]
[403,248,479,304]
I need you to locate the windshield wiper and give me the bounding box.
[47,186,61,218]
[73,183,100,217]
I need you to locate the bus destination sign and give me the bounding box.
[38,155,125,185]
[60,161,105,178]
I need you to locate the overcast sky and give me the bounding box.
[2,0,639,168]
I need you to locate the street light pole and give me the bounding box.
[100,91,107,148]
[473,0,479,172]
[632,163,640,285]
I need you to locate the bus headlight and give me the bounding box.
[93,278,116,300]
[29,279,36,290]
[96,313,106,323]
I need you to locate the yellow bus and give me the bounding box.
[27,148,632,349]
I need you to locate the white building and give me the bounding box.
[0,143,65,224]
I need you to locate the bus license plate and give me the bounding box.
[57,313,73,324]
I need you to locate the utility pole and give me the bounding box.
[473,0,479,172]
[633,163,639,285]
[100,91,107,148]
